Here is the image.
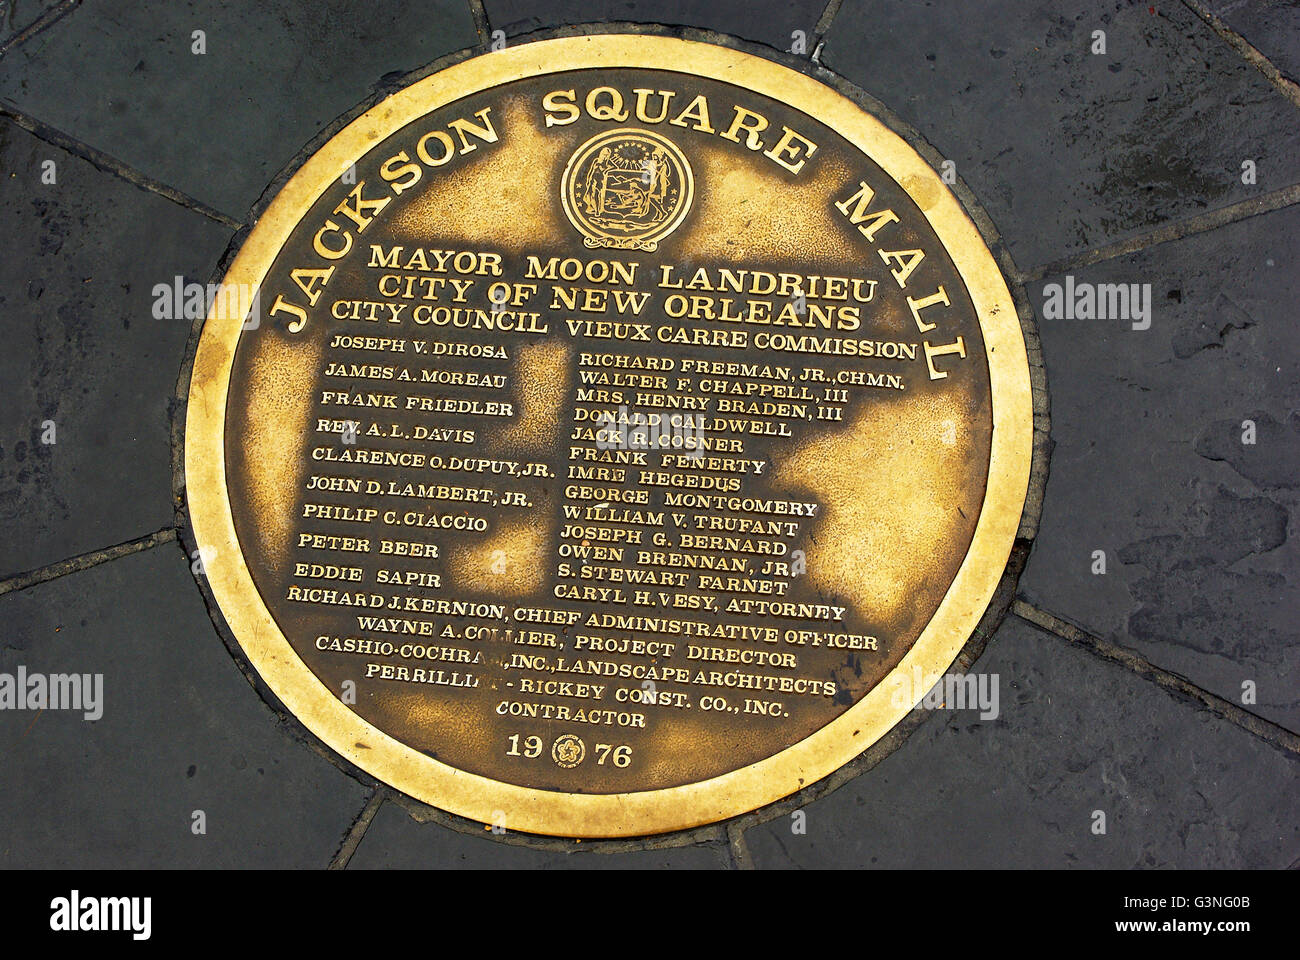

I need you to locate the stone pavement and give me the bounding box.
[0,0,1295,868]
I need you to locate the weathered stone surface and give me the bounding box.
[823,0,1300,270]
[348,801,730,868]
[745,617,1300,868]
[0,120,231,578]
[0,546,370,867]
[483,0,826,53]
[0,0,478,217]
[1021,204,1300,730]
[0,0,1294,867]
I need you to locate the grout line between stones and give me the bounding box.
[1181,0,1300,111]
[813,0,845,39]
[328,788,385,870]
[467,0,491,49]
[0,105,245,230]
[1015,182,1300,284]
[0,0,81,59]
[726,822,754,869]
[0,527,177,599]
[809,0,845,61]
[1012,599,1300,757]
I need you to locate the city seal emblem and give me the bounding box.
[561,127,693,251]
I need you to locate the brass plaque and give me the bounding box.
[185,35,1032,837]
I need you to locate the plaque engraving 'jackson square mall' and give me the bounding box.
[183,35,1033,837]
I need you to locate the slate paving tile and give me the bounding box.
[0,0,64,47]
[1,2,1292,870]
[1020,203,1300,731]
[348,800,730,868]
[822,0,1300,270]
[1204,0,1300,83]
[0,119,231,579]
[483,0,827,52]
[0,545,369,867]
[0,0,479,217]
[745,617,1300,869]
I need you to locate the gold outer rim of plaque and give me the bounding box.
[185,34,1033,838]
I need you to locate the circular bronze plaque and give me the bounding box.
[185,35,1032,837]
